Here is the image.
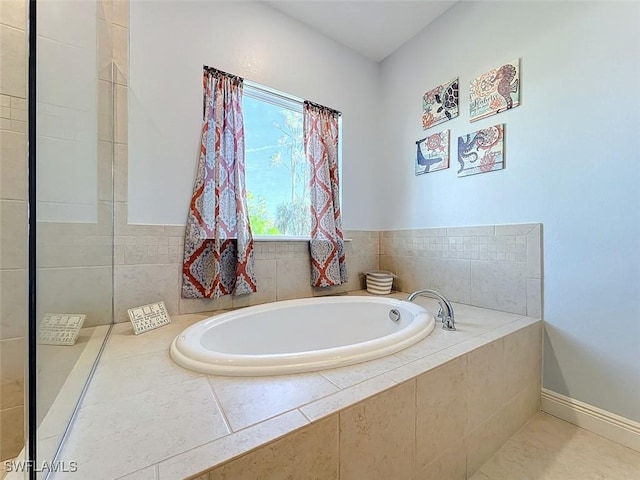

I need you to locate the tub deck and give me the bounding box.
[50,291,541,480]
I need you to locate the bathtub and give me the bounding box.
[170,296,435,376]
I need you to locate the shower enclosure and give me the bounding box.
[0,1,116,478]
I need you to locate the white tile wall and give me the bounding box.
[111,231,379,322]
[38,266,114,327]
[380,224,543,317]
[0,24,26,98]
[0,125,26,202]
[1,0,127,462]
[0,268,26,339]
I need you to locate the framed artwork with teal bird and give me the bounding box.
[416,130,450,175]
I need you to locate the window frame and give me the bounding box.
[242,81,342,241]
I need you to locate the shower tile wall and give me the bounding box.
[3,0,123,465]
[380,224,543,317]
[3,0,119,455]
[32,0,121,332]
[0,0,27,461]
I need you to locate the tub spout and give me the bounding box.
[407,289,456,331]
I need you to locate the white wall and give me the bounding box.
[128,0,381,229]
[380,1,640,421]
[37,0,98,223]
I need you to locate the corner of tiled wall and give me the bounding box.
[0,0,28,462]
[380,224,543,318]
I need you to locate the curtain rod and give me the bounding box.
[304,100,342,117]
[203,65,342,117]
[203,65,244,83]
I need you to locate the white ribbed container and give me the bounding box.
[364,271,396,295]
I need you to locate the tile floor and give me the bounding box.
[471,413,640,480]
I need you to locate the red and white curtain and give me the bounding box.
[182,68,257,299]
[305,101,347,287]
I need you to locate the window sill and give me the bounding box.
[253,236,352,242]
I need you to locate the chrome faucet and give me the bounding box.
[407,289,456,331]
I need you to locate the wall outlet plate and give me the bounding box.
[128,301,171,335]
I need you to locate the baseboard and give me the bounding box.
[541,388,640,452]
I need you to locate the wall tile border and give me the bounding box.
[380,224,543,317]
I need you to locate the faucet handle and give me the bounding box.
[436,307,455,330]
[407,289,456,331]
[442,317,456,331]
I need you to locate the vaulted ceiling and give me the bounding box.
[264,1,457,62]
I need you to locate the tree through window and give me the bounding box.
[243,83,312,236]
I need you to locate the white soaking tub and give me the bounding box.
[170,296,435,376]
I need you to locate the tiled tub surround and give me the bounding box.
[52,292,542,480]
[112,229,379,322]
[380,224,542,318]
[108,222,544,329]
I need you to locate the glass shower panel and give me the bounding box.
[0,0,29,469]
[34,0,113,472]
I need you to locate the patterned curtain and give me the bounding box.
[305,101,347,287]
[182,68,257,299]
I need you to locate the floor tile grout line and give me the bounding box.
[78,374,206,415]
[112,464,156,480]
[204,377,233,434]
[298,407,312,423]
[152,409,313,478]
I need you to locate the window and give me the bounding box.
[243,82,340,238]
